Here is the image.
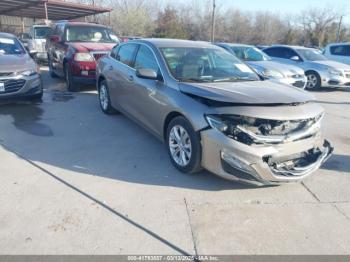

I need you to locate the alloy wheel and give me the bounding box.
[99,84,109,111]
[306,74,318,89]
[169,125,192,167]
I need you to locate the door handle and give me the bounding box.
[128,75,134,82]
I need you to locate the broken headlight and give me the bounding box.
[205,114,323,145]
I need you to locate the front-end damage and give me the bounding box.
[199,103,333,186]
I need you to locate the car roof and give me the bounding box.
[55,21,108,28]
[32,24,51,28]
[0,32,17,39]
[136,38,220,48]
[266,45,315,51]
[216,43,252,48]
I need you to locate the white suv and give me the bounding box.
[323,43,350,65]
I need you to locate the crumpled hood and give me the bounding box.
[249,60,304,76]
[179,80,315,105]
[0,54,35,73]
[311,60,350,70]
[68,42,116,52]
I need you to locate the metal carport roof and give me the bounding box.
[0,0,111,20]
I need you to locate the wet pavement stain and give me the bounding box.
[44,91,75,103]
[0,102,53,137]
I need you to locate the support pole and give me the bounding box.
[44,2,48,20]
[210,0,216,43]
[336,16,343,43]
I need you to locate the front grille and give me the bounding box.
[292,81,305,88]
[91,52,108,61]
[0,79,26,94]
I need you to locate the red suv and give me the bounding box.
[47,21,119,91]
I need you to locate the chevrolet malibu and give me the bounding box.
[96,39,333,186]
[0,32,42,100]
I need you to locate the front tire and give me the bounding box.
[306,72,321,90]
[98,80,117,114]
[65,65,79,92]
[166,116,202,174]
[48,56,58,78]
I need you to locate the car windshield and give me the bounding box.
[0,37,26,55]
[160,47,260,82]
[66,26,119,43]
[34,27,51,39]
[297,49,327,61]
[231,46,271,61]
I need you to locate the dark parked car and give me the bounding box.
[47,21,119,91]
[0,32,42,100]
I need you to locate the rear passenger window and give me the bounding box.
[134,45,159,72]
[330,45,350,56]
[116,44,137,67]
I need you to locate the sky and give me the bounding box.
[206,0,350,24]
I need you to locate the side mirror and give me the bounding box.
[290,56,300,62]
[50,35,60,43]
[136,68,158,80]
[29,50,37,59]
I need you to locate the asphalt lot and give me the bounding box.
[0,67,350,255]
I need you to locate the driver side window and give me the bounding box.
[134,45,159,73]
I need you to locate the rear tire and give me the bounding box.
[166,116,202,174]
[98,80,118,114]
[65,64,79,92]
[306,71,321,90]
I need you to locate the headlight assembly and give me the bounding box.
[262,69,284,79]
[16,70,38,77]
[74,53,94,62]
[328,68,343,76]
[205,114,323,145]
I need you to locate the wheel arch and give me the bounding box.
[97,75,106,89]
[163,111,185,141]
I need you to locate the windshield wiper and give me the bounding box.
[177,77,213,83]
[213,77,257,82]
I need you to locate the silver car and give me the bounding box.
[264,45,350,89]
[96,39,333,186]
[216,43,307,89]
[0,32,43,100]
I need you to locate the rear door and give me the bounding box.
[107,43,138,114]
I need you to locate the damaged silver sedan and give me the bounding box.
[96,39,333,186]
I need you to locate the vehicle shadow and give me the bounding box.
[321,154,350,174]
[309,87,350,93]
[0,92,257,191]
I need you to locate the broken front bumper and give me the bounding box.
[200,129,333,186]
